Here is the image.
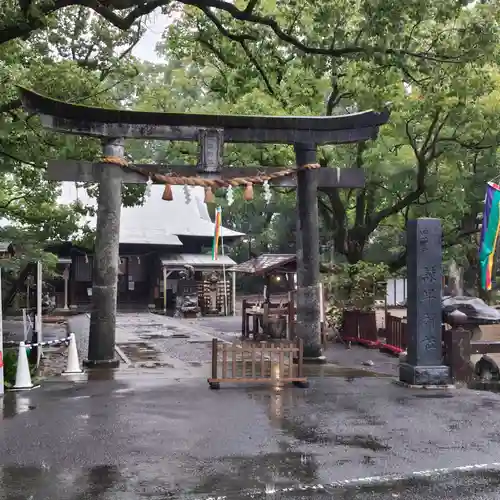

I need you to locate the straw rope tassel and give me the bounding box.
[204,186,215,203]
[162,184,173,201]
[243,182,254,200]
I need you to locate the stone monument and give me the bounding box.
[174,265,201,319]
[205,272,220,316]
[399,218,450,386]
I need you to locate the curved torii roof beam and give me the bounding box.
[18,87,389,144]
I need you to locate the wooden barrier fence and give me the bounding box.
[385,314,408,350]
[341,310,378,343]
[208,338,308,389]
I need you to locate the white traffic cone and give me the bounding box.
[12,341,34,391]
[63,333,83,374]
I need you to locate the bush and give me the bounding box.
[3,349,18,388]
[323,261,389,329]
[3,347,37,388]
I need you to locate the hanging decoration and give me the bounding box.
[204,186,215,203]
[100,156,321,204]
[262,179,272,204]
[183,185,192,204]
[226,185,234,206]
[145,175,153,198]
[243,183,254,201]
[479,181,500,290]
[162,183,173,201]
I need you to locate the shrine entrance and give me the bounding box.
[117,255,150,307]
[19,86,389,367]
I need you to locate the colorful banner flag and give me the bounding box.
[479,182,500,290]
[212,206,222,260]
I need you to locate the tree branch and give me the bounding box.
[366,117,436,233]
[197,36,237,68]
[237,40,285,104]
[187,0,476,62]
[0,190,38,211]
[0,0,480,65]
[0,149,39,168]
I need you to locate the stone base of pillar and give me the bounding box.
[83,358,120,369]
[399,363,450,386]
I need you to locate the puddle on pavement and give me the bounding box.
[303,364,392,378]
[2,394,36,419]
[86,369,117,381]
[117,342,159,362]
[0,465,125,498]
[278,416,389,450]
[249,389,391,452]
[191,450,318,496]
[139,334,169,340]
[333,434,390,451]
[135,362,175,369]
[413,393,455,399]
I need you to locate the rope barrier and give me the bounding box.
[4,335,71,348]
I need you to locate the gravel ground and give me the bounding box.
[115,312,216,365]
[67,312,218,369]
[189,315,400,376]
[51,312,401,378]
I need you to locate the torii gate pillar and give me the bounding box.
[295,143,322,360]
[84,138,124,368]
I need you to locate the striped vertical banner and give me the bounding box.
[212,206,222,260]
[479,182,500,290]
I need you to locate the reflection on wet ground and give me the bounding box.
[3,374,500,499]
[302,364,392,378]
[0,465,124,500]
[86,369,119,382]
[1,394,36,419]
[2,464,500,499]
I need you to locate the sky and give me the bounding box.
[132,11,170,63]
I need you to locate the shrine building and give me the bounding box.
[46,183,243,312]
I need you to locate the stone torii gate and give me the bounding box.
[19,87,389,367]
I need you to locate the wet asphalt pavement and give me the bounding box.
[2,312,500,498]
[2,373,500,498]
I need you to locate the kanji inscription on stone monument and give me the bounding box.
[399,218,450,386]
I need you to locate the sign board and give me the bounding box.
[386,278,407,306]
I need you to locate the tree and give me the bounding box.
[1,0,491,66]
[0,6,146,284]
[157,1,500,273]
